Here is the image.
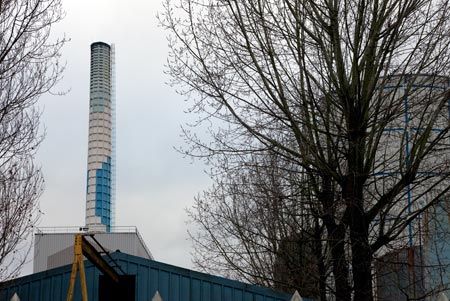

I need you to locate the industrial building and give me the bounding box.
[373,74,450,300]
[0,252,305,301]
[32,42,155,274]
[33,227,152,273]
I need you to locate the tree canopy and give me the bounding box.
[161,0,450,300]
[0,0,65,280]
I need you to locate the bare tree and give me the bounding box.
[0,0,65,280]
[162,0,450,300]
[188,151,327,300]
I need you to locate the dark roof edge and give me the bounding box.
[91,41,111,49]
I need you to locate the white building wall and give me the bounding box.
[33,231,153,273]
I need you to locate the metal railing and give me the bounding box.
[35,226,140,234]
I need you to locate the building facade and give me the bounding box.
[33,227,152,273]
[373,74,450,300]
[3,253,299,301]
[85,42,116,232]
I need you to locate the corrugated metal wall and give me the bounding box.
[0,253,298,301]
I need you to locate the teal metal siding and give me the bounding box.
[0,264,100,301]
[0,252,304,301]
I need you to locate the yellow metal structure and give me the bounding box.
[67,234,88,301]
[66,234,120,301]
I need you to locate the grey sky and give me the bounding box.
[29,0,210,273]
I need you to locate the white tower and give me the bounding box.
[85,42,116,232]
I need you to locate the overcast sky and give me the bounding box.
[25,0,211,274]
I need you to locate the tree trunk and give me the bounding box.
[346,175,373,301]
[346,106,372,301]
[351,225,373,301]
[314,218,328,301]
[320,177,352,301]
[327,223,352,301]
